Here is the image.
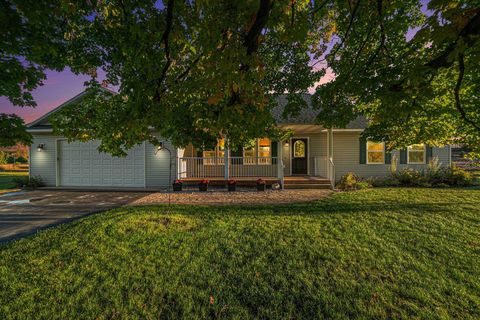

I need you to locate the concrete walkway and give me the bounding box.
[0,191,151,243]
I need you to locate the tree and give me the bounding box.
[0,114,32,147]
[314,0,480,156]
[2,0,480,156]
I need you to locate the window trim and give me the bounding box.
[366,141,385,165]
[202,139,225,165]
[407,144,426,164]
[243,142,256,165]
[257,138,272,165]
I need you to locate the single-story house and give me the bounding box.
[27,91,451,189]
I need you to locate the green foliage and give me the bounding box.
[0,151,7,165]
[3,1,480,156]
[0,114,32,147]
[336,172,360,190]
[12,175,43,189]
[48,0,325,155]
[369,165,475,188]
[1,189,480,318]
[315,1,480,157]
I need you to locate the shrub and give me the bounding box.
[425,157,442,179]
[446,165,473,186]
[0,151,7,165]
[393,168,424,186]
[356,181,371,190]
[12,175,44,189]
[337,172,359,190]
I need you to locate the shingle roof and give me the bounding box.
[273,94,368,129]
[27,91,368,131]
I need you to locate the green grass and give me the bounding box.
[1,188,480,319]
[0,171,27,193]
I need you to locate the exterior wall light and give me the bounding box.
[37,144,45,152]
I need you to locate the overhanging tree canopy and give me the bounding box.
[1,0,479,157]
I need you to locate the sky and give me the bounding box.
[0,1,429,125]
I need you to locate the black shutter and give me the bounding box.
[400,149,407,164]
[230,147,243,165]
[196,149,203,165]
[271,141,278,164]
[385,144,392,164]
[359,137,366,164]
[426,145,433,163]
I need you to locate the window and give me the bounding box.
[258,138,271,165]
[294,140,305,158]
[243,140,256,165]
[202,138,225,165]
[242,138,271,165]
[367,141,385,164]
[407,144,425,164]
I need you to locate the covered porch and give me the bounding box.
[176,125,335,188]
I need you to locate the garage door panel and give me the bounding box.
[59,140,145,187]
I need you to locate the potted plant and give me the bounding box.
[227,179,237,192]
[256,178,266,191]
[199,179,209,192]
[173,179,183,191]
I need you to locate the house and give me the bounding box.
[27,91,451,189]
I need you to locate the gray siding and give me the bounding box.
[145,139,177,188]
[30,134,62,186]
[30,133,178,188]
[332,132,451,181]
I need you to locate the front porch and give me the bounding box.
[176,125,336,189]
[180,176,332,189]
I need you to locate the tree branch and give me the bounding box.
[244,0,275,56]
[454,54,480,132]
[154,0,175,101]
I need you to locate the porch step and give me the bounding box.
[285,179,331,184]
[284,183,332,189]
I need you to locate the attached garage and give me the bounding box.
[58,140,145,188]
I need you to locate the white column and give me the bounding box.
[224,138,229,180]
[327,128,334,184]
[277,140,284,189]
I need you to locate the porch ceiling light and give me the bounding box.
[284,141,289,147]
[37,144,45,152]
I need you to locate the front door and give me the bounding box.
[291,138,308,175]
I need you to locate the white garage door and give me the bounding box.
[59,140,145,187]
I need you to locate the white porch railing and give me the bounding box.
[326,157,335,188]
[178,157,279,179]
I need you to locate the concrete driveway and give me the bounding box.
[0,190,151,243]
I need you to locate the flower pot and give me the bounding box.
[199,183,208,192]
[173,182,183,192]
[256,183,266,191]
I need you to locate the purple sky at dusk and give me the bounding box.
[0,1,430,125]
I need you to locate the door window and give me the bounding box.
[294,140,305,158]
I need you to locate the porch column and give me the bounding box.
[224,138,229,180]
[328,128,333,160]
[277,140,284,189]
[327,128,334,185]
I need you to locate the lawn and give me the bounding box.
[0,171,27,193]
[1,188,479,319]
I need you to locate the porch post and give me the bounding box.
[224,138,229,180]
[327,128,334,184]
[277,140,284,189]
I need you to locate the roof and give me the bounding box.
[272,94,368,129]
[27,87,116,130]
[27,90,368,131]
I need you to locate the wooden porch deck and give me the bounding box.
[181,176,332,189]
